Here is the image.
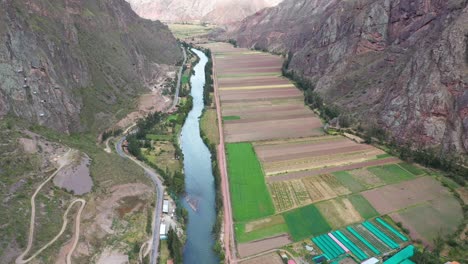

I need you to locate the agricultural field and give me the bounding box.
[389,194,463,246]
[255,135,388,177]
[226,143,274,221]
[203,42,465,259]
[142,140,181,176]
[315,198,363,229]
[348,194,379,219]
[168,23,216,39]
[202,42,324,143]
[283,204,332,241]
[239,252,284,264]
[361,176,453,214]
[268,174,351,212]
[235,215,289,243]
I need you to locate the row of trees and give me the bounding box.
[282,54,339,122]
[203,49,214,106]
[167,227,183,263]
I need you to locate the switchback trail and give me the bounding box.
[16,149,87,264]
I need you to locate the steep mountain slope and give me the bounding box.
[223,0,468,154]
[126,0,282,24]
[0,0,182,133]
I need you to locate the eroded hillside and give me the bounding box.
[0,0,182,133]
[221,0,468,154]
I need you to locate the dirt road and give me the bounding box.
[212,53,237,263]
[16,149,87,264]
[116,137,165,264]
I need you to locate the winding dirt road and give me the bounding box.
[16,149,87,264]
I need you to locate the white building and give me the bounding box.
[163,200,169,214]
[160,223,167,240]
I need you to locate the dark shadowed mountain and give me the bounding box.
[0,0,183,133]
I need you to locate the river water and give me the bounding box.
[180,48,219,264]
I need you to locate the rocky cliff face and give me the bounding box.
[223,0,468,154]
[0,0,182,133]
[126,0,282,24]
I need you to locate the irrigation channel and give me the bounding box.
[180,48,219,263]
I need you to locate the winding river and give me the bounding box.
[180,48,219,264]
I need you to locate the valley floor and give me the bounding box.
[202,42,466,264]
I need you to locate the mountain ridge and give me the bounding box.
[0,0,182,134]
[126,0,282,24]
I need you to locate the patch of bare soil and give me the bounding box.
[72,183,152,260]
[96,248,129,264]
[237,234,292,258]
[240,252,284,264]
[116,65,177,129]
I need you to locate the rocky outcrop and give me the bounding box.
[126,0,282,24]
[222,0,468,154]
[0,0,182,133]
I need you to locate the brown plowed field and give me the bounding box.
[267,157,400,182]
[225,117,323,142]
[219,76,291,87]
[263,149,384,176]
[220,88,302,101]
[240,253,284,264]
[224,113,315,124]
[237,234,292,258]
[255,137,370,162]
[361,176,451,214]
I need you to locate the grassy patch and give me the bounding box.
[200,109,219,145]
[368,164,415,184]
[159,240,170,264]
[167,114,179,122]
[348,194,379,219]
[283,204,331,241]
[145,134,172,141]
[333,171,366,193]
[398,162,426,176]
[376,153,392,159]
[226,143,274,221]
[235,215,289,243]
[223,115,241,121]
[181,75,190,85]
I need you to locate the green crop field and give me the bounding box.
[368,164,415,184]
[333,171,366,193]
[235,215,289,243]
[398,162,426,176]
[168,23,216,39]
[349,194,379,219]
[223,115,241,121]
[226,143,275,221]
[283,204,331,241]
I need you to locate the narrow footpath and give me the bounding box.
[211,53,237,263]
